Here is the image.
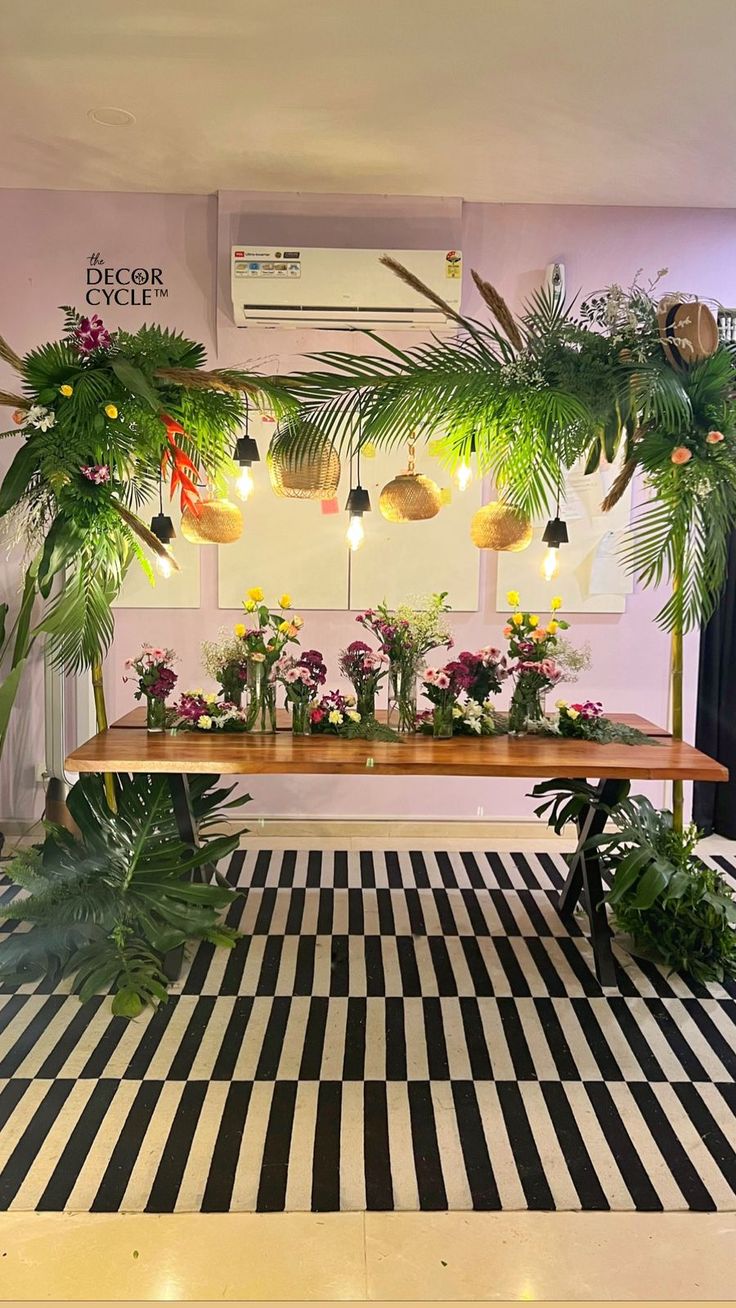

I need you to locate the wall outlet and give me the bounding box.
[476,805,485,818]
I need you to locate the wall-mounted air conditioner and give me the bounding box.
[231,246,462,329]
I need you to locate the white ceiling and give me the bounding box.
[3,0,736,205]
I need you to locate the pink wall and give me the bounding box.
[2,188,735,822]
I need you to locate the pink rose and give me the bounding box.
[707,430,725,444]
[671,446,692,465]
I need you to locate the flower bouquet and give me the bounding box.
[310,690,362,734]
[338,641,388,720]
[502,592,567,735]
[238,587,303,731]
[124,645,178,732]
[422,660,476,738]
[201,627,249,706]
[553,699,656,745]
[273,650,327,735]
[357,593,452,732]
[173,691,249,732]
[309,690,399,740]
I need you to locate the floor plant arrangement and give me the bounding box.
[0,773,249,1014]
[531,779,736,983]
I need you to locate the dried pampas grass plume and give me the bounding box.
[0,334,23,374]
[379,255,466,326]
[470,271,524,350]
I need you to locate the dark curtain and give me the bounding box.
[693,532,736,836]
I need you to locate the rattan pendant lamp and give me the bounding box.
[379,438,442,522]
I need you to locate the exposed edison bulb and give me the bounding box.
[541,546,560,581]
[346,514,365,551]
[455,460,473,492]
[236,466,254,501]
[156,551,174,580]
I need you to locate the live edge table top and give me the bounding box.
[65,716,728,783]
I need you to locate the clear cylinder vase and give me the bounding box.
[356,686,376,720]
[220,680,243,708]
[432,701,454,738]
[508,678,544,737]
[246,659,276,732]
[291,698,312,736]
[145,695,167,734]
[388,660,418,733]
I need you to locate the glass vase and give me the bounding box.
[220,680,243,708]
[388,660,418,733]
[145,695,167,734]
[508,677,545,737]
[432,701,454,739]
[246,659,276,733]
[356,685,376,720]
[291,699,312,736]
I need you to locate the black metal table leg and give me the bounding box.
[558,777,629,988]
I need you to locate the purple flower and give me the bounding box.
[73,314,113,355]
[80,464,110,484]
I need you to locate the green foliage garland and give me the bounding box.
[0,310,293,749]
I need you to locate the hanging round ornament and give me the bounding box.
[181,495,243,544]
[267,421,341,499]
[470,501,532,551]
[379,441,442,523]
[657,298,719,369]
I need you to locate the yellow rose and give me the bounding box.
[555,699,568,710]
[328,710,344,725]
[550,596,562,611]
[104,404,118,419]
[59,384,73,397]
[506,590,520,607]
[547,620,558,634]
[511,613,523,626]
[529,614,539,627]
[234,623,246,638]
[197,715,212,730]
[346,709,361,722]
[244,600,256,613]
[247,586,264,602]
[567,708,580,720]
[279,593,292,610]
[203,692,217,705]
[278,620,290,633]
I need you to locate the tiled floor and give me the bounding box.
[1,1210,735,1299]
[1,830,734,1299]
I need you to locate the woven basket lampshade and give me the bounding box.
[180,497,243,544]
[268,424,341,499]
[379,443,442,523]
[470,501,533,551]
[657,299,719,369]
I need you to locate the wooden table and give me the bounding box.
[66,719,727,988]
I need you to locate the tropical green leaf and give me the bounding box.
[110,357,162,411]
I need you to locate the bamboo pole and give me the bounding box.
[671,543,685,833]
[91,657,117,812]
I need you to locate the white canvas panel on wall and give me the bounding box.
[349,444,482,612]
[113,497,201,609]
[495,457,634,614]
[217,413,349,610]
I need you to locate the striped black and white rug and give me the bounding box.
[0,847,735,1213]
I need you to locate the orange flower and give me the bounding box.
[706,430,725,444]
[671,446,692,465]
[532,627,547,640]
[502,625,512,637]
